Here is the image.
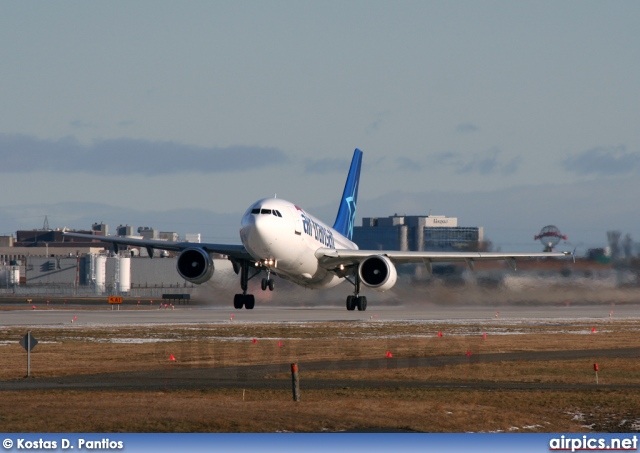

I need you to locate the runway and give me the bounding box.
[1,303,637,326]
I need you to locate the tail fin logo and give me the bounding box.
[344,181,358,239]
[333,149,363,242]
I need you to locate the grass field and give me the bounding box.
[1,314,639,433]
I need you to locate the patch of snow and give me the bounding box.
[522,424,542,430]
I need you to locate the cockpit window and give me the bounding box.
[252,207,283,217]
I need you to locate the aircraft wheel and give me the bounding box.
[261,278,267,291]
[245,295,255,310]
[233,294,244,309]
[356,296,367,311]
[267,279,274,291]
[346,296,356,311]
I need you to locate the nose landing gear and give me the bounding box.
[261,277,275,291]
[260,266,275,291]
[257,260,276,291]
[232,259,275,309]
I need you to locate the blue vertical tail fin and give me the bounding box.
[332,148,363,241]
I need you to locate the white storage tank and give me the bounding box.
[9,265,19,286]
[95,255,107,294]
[118,256,131,293]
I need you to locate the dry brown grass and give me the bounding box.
[1,318,640,432]
[1,388,637,433]
[285,358,640,386]
[1,320,637,379]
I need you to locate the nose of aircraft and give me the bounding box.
[240,211,273,256]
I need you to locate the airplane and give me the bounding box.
[64,148,570,311]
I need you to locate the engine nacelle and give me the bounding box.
[176,248,214,284]
[358,255,398,291]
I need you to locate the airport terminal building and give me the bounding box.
[353,215,485,252]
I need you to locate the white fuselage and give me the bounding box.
[239,198,357,289]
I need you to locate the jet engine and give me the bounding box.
[358,255,398,291]
[176,248,214,284]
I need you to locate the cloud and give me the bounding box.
[304,157,349,174]
[432,148,522,175]
[394,156,423,172]
[562,146,640,175]
[454,122,479,134]
[0,134,288,175]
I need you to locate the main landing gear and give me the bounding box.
[346,295,367,311]
[234,260,255,309]
[345,271,367,311]
[233,260,274,310]
[234,293,255,310]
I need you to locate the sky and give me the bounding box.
[1,1,639,253]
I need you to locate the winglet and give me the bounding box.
[333,149,363,241]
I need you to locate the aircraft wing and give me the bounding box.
[63,232,251,260]
[316,248,572,272]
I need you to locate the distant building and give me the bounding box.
[160,232,179,242]
[16,229,64,245]
[0,246,105,267]
[11,221,179,259]
[16,229,99,248]
[137,227,158,240]
[92,223,108,236]
[353,215,484,252]
[116,225,135,236]
[185,233,201,243]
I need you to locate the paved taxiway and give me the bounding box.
[1,303,637,326]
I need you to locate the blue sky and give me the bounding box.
[1,1,638,252]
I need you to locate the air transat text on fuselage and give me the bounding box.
[300,210,335,249]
